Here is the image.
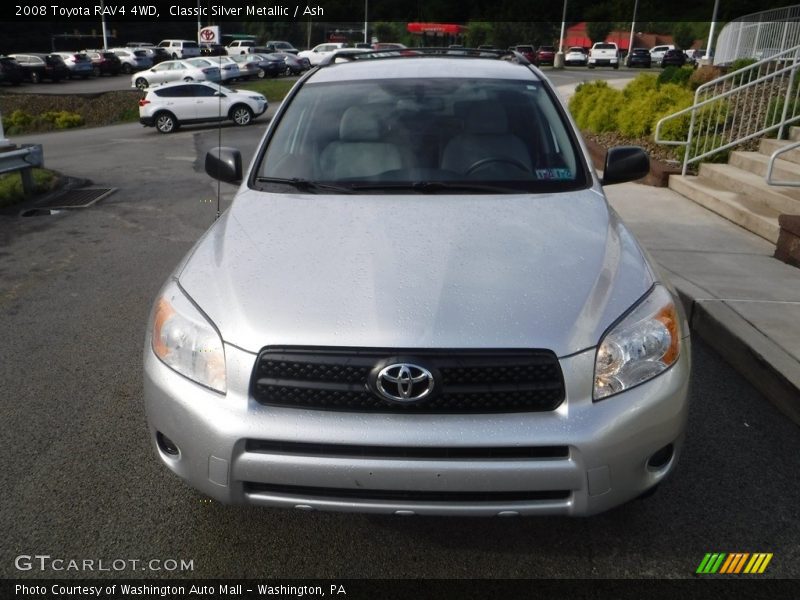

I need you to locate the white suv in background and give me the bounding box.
[137,80,267,133]
[158,39,201,59]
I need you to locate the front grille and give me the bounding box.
[244,482,570,503]
[251,347,565,413]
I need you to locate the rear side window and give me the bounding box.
[154,86,189,98]
[184,42,199,49]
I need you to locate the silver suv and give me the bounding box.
[144,49,691,516]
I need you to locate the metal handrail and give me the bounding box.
[654,44,800,175]
[765,140,800,186]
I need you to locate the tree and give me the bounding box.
[672,23,696,51]
[586,22,614,45]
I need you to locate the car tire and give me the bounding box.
[93,66,101,77]
[230,104,253,126]
[257,68,265,79]
[283,66,292,77]
[154,111,178,134]
[135,77,148,90]
[172,53,179,59]
[122,63,132,74]
[30,72,40,83]
[613,64,619,69]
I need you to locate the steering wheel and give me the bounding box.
[465,156,531,175]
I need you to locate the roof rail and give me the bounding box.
[318,47,532,67]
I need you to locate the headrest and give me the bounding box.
[464,103,508,135]
[339,106,382,141]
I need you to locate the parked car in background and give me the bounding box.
[535,45,556,65]
[660,49,686,68]
[564,46,588,66]
[9,53,69,82]
[511,44,536,63]
[649,44,675,66]
[588,42,619,69]
[625,47,652,68]
[131,59,220,90]
[138,80,267,133]
[188,56,240,81]
[158,39,201,59]
[265,40,299,54]
[277,51,310,74]
[84,50,122,76]
[0,56,24,85]
[110,48,151,73]
[248,53,288,78]
[130,45,170,65]
[201,43,227,57]
[144,49,690,516]
[298,42,348,66]
[53,52,94,79]
[229,54,263,79]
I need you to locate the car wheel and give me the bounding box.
[93,66,101,77]
[155,112,178,134]
[30,72,40,83]
[613,64,619,69]
[135,77,148,90]
[122,63,132,74]
[283,66,292,77]
[231,105,254,126]
[257,68,265,79]
[172,53,179,59]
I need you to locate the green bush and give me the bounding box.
[622,73,658,101]
[40,111,84,129]
[729,58,758,85]
[657,66,693,88]
[568,81,624,133]
[766,96,800,130]
[617,83,695,139]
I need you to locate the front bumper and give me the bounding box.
[144,341,690,516]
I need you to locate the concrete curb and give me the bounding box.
[669,272,800,426]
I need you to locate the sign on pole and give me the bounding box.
[199,26,221,44]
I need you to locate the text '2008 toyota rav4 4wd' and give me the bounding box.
[144,48,690,517]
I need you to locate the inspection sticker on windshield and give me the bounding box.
[535,168,572,180]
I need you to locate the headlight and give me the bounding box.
[594,285,682,401]
[150,280,226,393]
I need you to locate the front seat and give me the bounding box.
[441,102,533,176]
[319,106,405,180]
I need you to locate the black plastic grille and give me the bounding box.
[244,482,570,503]
[251,347,565,413]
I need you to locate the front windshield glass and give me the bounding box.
[255,77,588,193]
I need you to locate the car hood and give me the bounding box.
[178,188,655,356]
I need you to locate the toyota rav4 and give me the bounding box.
[143,48,690,516]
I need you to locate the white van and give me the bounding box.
[157,39,201,59]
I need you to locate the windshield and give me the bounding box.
[255,77,588,193]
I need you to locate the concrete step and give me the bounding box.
[728,150,800,183]
[669,175,780,243]
[759,138,800,166]
[698,162,800,213]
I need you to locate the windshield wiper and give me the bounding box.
[254,177,355,194]
[348,181,524,193]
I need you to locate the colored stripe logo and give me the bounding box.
[696,553,773,574]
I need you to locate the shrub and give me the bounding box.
[689,66,723,90]
[39,111,84,129]
[657,66,693,88]
[766,96,800,133]
[617,83,695,139]
[568,81,624,133]
[622,73,658,101]
[6,109,33,132]
[729,58,758,85]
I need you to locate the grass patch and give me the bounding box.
[0,168,59,208]
[236,79,296,103]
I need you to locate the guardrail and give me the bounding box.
[766,140,800,186]
[654,45,800,175]
[0,144,45,195]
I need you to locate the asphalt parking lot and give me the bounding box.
[1,107,799,580]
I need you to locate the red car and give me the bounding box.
[512,45,536,64]
[535,45,556,66]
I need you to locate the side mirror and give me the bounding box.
[205,147,242,184]
[601,146,650,185]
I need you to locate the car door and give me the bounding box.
[189,83,226,121]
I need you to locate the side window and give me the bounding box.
[186,84,216,97]
[155,86,188,98]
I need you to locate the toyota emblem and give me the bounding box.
[375,363,434,403]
